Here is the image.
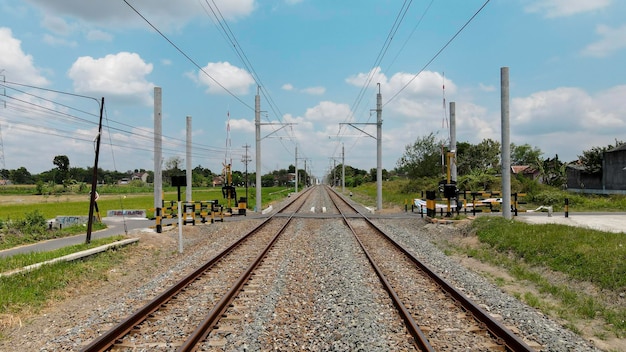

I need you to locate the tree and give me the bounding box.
[53,155,70,184]
[165,156,183,172]
[473,139,501,171]
[396,133,443,178]
[578,139,624,174]
[163,156,183,182]
[9,167,33,184]
[511,143,542,166]
[537,155,566,188]
[454,139,501,175]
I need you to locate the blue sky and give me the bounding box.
[1,0,625,180]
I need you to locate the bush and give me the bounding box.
[16,210,48,237]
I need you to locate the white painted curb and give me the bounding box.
[0,238,139,278]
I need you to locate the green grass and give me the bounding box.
[0,187,291,220]
[346,178,626,213]
[0,235,124,272]
[461,217,626,337]
[0,244,129,315]
[472,217,625,290]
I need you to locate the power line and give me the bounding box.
[122,0,254,111]
[199,0,296,155]
[1,80,239,154]
[332,0,414,160]
[384,0,491,106]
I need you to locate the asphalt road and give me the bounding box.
[0,217,158,258]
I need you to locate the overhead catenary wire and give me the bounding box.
[199,0,297,158]
[384,0,491,107]
[331,0,414,162]
[122,0,253,111]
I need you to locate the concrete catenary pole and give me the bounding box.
[153,87,163,233]
[376,85,383,211]
[449,102,457,182]
[501,67,512,219]
[255,88,262,213]
[295,146,298,193]
[341,143,345,193]
[186,116,192,203]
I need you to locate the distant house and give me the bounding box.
[566,144,626,193]
[566,163,602,190]
[118,177,130,185]
[212,176,224,187]
[511,165,539,180]
[603,144,626,190]
[131,172,149,183]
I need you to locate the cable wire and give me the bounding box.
[384,0,491,106]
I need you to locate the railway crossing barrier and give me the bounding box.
[152,200,226,230]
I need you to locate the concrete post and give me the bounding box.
[295,146,298,193]
[449,102,457,182]
[376,87,383,211]
[342,143,345,193]
[501,67,512,219]
[153,87,163,232]
[186,116,192,203]
[255,88,262,213]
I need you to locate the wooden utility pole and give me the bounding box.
[86,97,104,244]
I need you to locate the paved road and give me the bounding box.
[515,212,626,234]
[0,217,158,258]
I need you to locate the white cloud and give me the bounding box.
[346,67,387,87]
[0,27,49,85]
[194,61,255,95]
[43,33,78,47]
[86,29,113,42]
[302,101,351,124]
[229,118,255,133]
[582,24,626,57]
[479,83,495,92]
[68,52,154,105]
[524,0,611,18]
[42,14,73,35]
[280,83,325,95]
[301,86,326,95]
[25,0,255,28]
[512,86,625,141]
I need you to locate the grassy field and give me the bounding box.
[467,217,625,338]
[0,238,130,318]
[0,186,291,220]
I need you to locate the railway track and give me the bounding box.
[80,187,314,351]
[81,185,536,351]
[325,185,534,351]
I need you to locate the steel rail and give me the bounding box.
[327,186,534,352]
[80,187,312,352]
[325,185,434,351]
[178,186,313,351]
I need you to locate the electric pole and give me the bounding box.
[241,144,252,204]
